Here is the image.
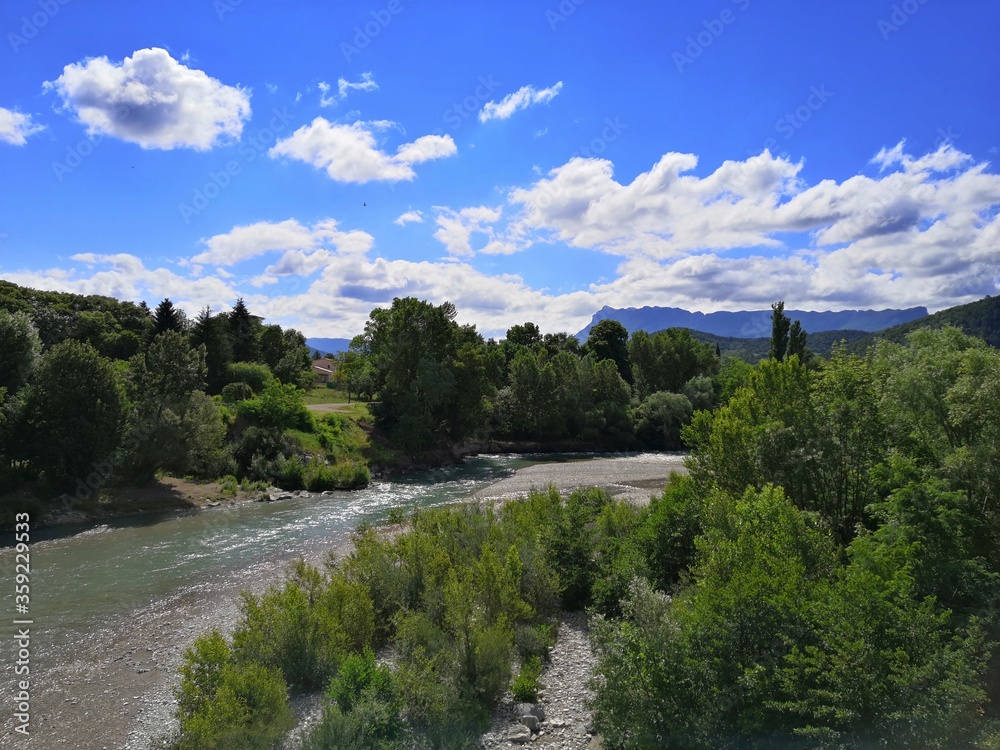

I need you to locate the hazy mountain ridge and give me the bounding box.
[576,305,929,339]
[306,337,353,356]
[846,295,1000,353]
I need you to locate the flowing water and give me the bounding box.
[0,452,683,749]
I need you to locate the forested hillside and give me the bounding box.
[847,294,1000,352]
[0,283,368,523]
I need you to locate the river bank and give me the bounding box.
[2,453,685,750]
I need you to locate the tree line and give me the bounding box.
[0,286,366,522]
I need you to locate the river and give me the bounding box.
[0,452,686,749]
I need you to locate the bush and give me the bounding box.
[226,362,274,394]
[218,474,239,496]
[511,656,543,703]
[221,381,253,404]
[232,561,375,689]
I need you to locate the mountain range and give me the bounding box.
[576,305,929,340]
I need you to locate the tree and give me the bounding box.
[788,320,811,364]
[505,322,542,348]
[586,319,632,384]
[769,301,791,361]
[634,391,692,450]
[189,307,233,394]
[0,310,41,394]
[228,298,260,363]
[121,331,224,482]
[151,298,186,337]
[18,340,127,483]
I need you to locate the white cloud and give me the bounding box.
[318,81,337,108]
[269,118,457,183]
[479,82,563,122]
[191,218,373,267]
[433,206,507,257]
[0,107,45,146]
[44,47,251,150]
[4,143,999,340]
[394,210,424,226]
[339,72,378,99]
[318,73,377,107]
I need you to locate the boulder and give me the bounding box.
[507,724,532,743]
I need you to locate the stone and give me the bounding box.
[519,714,538,732]
[507,724,532,743]
[515,702,535,717]
[530,704,545,721]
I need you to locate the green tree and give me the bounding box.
[18,340,127,483]
[634,391,692,450]
[769,300,791,361]
[505,322,542,347]
[0,310,41,393]
[586,319,632,384]
[228,298,261,363]
[788,319,811,363]
[190,307,233,394]
[151,297,186,337]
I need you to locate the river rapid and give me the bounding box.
[0,453,686,750]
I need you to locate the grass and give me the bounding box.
[302,385,355,406]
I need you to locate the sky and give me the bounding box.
[1,0,999,339]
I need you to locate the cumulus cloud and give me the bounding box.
[0,107,45,146]
[4,143,999,339]
[269,118,457,183]
[479,82,563,122]
[394,210,424,226]
[190,218,373,268]
[433,205,523,257]
[44,47,251,150]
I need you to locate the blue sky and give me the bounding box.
[1,0,998,338]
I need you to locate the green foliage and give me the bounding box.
[634,391,692,450]
[226,361,274,393]
[232,560,375,689]
[629,328,719,399]
[511,656,543,702]
[770,300,791,361]
[585,318,632,383]
[0,309,41,393]
[17,339,127,484]
[220,381,253,404]
[175,630,292,750]
[238,379,312,432]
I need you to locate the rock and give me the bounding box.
[515,703,535,717]
[507,724,532,743]
[530,704,545,721]
[519,714,538,732]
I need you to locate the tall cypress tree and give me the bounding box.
[190,307,233,393]
[769,301,791,362]
[227,298,260,363]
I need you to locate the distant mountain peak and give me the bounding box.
[577,306,928,339]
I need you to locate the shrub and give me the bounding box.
[220,381,253,404]
[218,474,239,496]
[511,656,543,702]
[225,362,273,394]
